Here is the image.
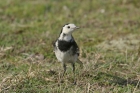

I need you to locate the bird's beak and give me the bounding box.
[75,27,80,29]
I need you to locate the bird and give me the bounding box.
[53,23,83,76]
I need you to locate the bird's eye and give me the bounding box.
[67,26,70,29]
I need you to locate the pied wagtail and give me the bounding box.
[53,23,83,76]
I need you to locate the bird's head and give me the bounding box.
[62,23,79,34]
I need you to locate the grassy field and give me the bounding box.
[0,0,140,93]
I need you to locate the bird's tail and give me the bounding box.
[77,59,83,68]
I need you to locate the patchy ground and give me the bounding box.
[0,0,140,93]
[97,34,140,50]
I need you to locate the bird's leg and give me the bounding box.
[71,63,76,84]
[59,63,66,83]
[71,63,75,74]
[62,63,66,76]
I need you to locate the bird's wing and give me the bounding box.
[52,40,57,52]
[71,40,80,56]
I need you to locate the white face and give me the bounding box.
[62,23,79,34]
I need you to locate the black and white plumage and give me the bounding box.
[53,23,83,75]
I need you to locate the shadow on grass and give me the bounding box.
[94,72,140,88]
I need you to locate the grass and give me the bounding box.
[0,0,140,92]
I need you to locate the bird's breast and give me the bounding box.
[55,48,78,63]
[57,40,73,52]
